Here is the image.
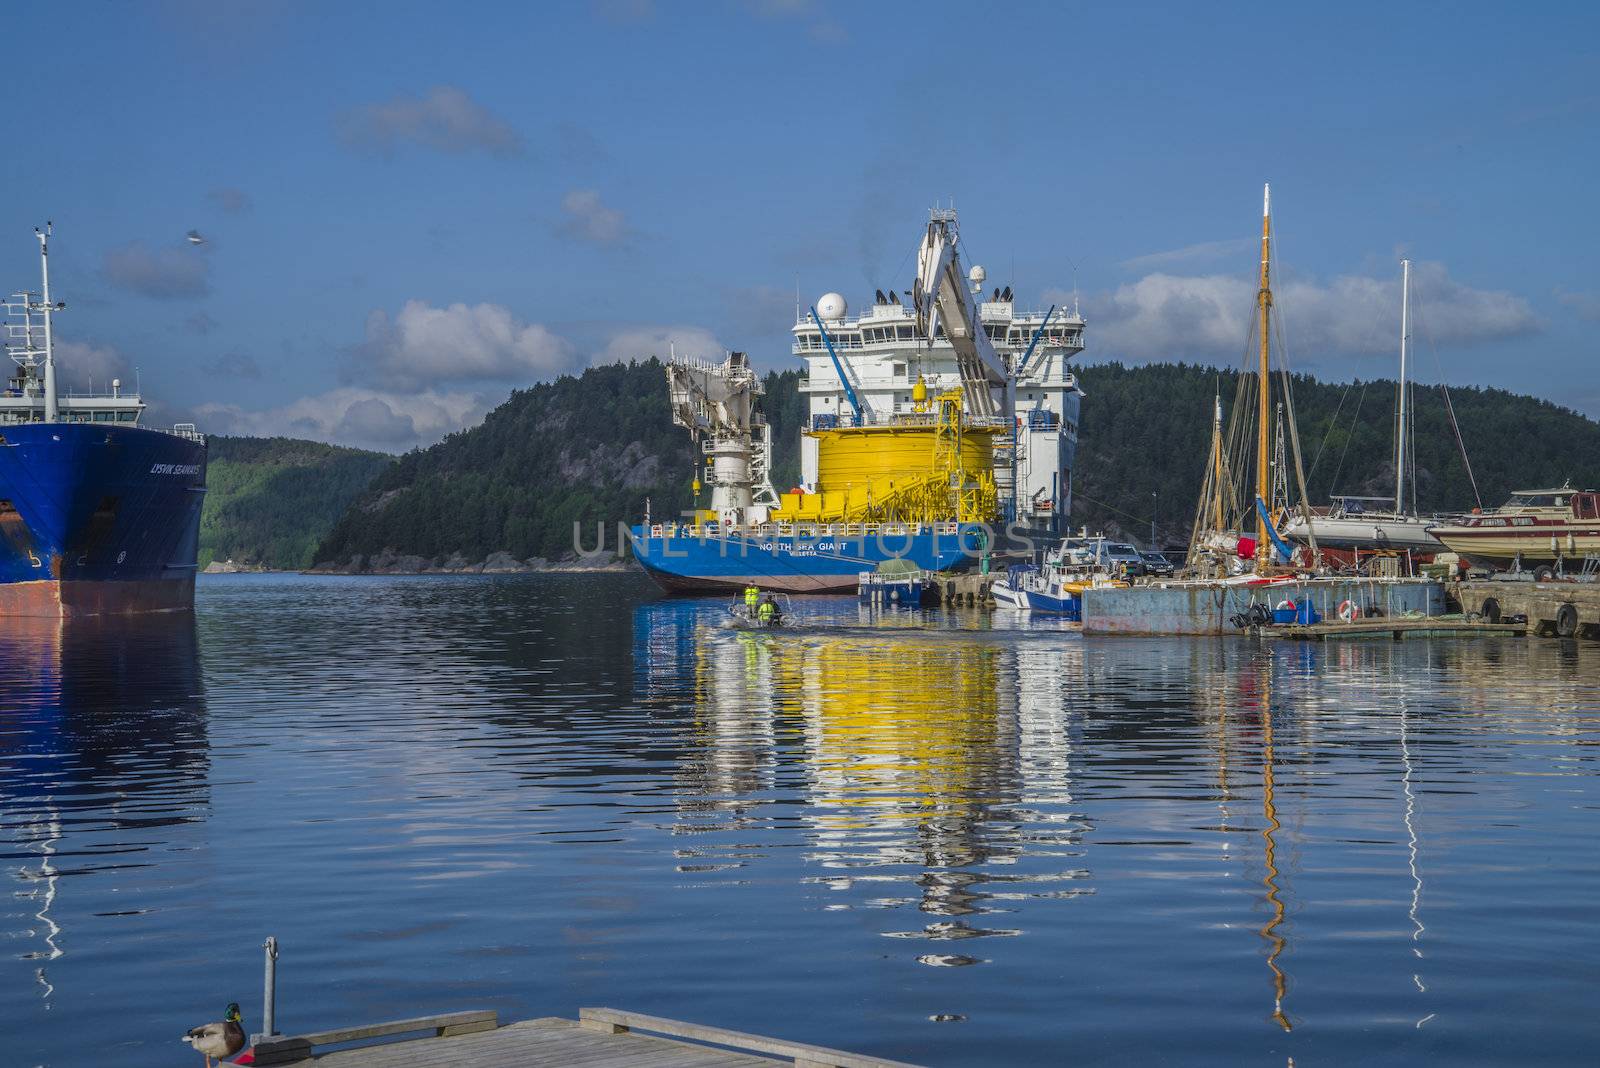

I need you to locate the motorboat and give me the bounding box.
[991,543,1127,617]
[1427,486,1600,574]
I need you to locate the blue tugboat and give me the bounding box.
[0,224,207,615]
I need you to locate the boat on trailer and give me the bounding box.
[1427,486,1600,575]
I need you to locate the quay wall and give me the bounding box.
[1081,578,1445,636]
[1453,579,1600,639]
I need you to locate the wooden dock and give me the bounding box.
[247,1007,924,1068]
[1267,616,1527,642]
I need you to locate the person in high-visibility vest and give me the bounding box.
[744,584,760,609]
[757,596,776,625]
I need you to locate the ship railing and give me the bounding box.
[161,423,207,444]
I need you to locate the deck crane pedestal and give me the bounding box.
[665,351,779,528]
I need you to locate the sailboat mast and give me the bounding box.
[1395,258,1410,514]
[1255,184,1273,567]
[1212,392,1225,532]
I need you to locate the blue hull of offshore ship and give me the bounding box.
[628,523,984,594]
[0,423,207,616]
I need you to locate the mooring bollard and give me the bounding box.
[254,936,280,1045]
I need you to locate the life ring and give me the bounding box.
[1275,599,1296,611]
[1337,600,1362,622]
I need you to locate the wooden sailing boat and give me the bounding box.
[1186,184,1316,577]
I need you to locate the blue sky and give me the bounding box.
[4,0,1597,450]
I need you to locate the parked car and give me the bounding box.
[1059,536,1148,576]
[1139,549,1176,577]
[1100,541,1147,576]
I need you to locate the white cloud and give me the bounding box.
[205,316,728,452]
[336,85,523,158]
[592,325,725,366]
[53,339,133,393]
[102,241,210,298]
[1119,238,1254,272]
[1066,261,1540,364]
[1557,288,1600,323]
[556,189,628,245]
[596,0,654,24]
[196,388,489,453]
[742,0,846,42]
[347,300,575,391]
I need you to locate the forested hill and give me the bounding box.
[201,437,393,569]
[312,359,805,569]
[1072,362,1600,545]
[310,358,1600,569]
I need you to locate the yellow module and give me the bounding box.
[770,390,998,525]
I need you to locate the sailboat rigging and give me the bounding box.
[1186,184,1316,578]
[1283,259,1453,560]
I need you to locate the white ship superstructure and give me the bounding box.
[793,213,1086,532]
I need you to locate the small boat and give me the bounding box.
[1427,486,1600,575]
[857,557,930,605]
[991,543,1126,617]
[726,594,791,629]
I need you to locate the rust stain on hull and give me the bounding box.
[0,577,196,618]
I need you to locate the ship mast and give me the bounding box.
[1395,258,1410,515]
[1254,185,1273,570]
[36,224,59,423]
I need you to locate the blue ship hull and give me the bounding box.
[629,523,983,594]
[0,423,207,615]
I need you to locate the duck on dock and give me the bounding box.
[183,1002,246,1067]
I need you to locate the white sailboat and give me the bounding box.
[1282,260,1449,556]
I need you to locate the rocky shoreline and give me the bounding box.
[306,549,638,576]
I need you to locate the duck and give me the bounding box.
[183,1002,246,1067]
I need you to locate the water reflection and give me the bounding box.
[0,615,206,1003]
[5,576,1596,1066]
[637,601,1094,969]
[633,601,1600,1047]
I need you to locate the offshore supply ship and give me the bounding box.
[0,225,207,616]
[630,209,1086,593]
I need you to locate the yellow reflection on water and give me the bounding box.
[672,618,1091,966]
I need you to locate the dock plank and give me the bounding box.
[1271,617,1527,641]
[297,1015,786,1067]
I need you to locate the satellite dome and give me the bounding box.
[816,292,847,320]
[968,264,986,287]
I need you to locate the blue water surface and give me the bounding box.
[2,573,1597,1066]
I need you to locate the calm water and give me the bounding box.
[3,574,1599,1066]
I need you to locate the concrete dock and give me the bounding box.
[1079,577,1445,636]
[1453,578,1600,639]
[247,1007,923,1067]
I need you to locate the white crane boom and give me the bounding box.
[913,209,1006,417]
